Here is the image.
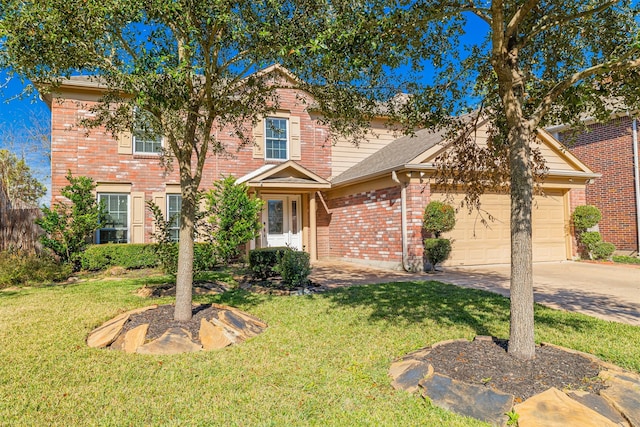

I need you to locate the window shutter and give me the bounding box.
[290,116,301,160]
[131,192,145,243]
[117,131,133,155]
[150,192,166,241]
[252,117,264,158]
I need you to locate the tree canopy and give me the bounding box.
[0,149,45,208]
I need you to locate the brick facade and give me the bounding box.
[50,87,331,244]
[565,117,639,252]
[325,186,403,267]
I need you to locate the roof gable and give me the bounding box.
[236,160,330,189]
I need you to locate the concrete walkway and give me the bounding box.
[310,260,640,325]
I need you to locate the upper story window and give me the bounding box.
[167,194,182,242]
[133,110,163,154]
[265,117,288,160]
[97,193,129,244]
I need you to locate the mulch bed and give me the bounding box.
[421,338,607,401]
[121,304,216,344]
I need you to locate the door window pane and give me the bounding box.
[268,200,283,234]
[291,200,298,234]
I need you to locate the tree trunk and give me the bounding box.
[174,187,196,321]
[508,128,536,360]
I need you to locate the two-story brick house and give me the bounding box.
[44,67,599,270]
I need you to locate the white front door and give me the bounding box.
[263,195,302,250]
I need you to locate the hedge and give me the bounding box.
[80,244,159,271]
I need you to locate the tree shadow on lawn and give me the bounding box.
[325,280,602,337]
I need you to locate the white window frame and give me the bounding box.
[166,194,182,242]
[264,117,289,161]
[97,193,130,244]
[133,109,163,155]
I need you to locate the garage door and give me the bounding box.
[433,190,568,266]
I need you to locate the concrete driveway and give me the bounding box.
[310,261,640,325]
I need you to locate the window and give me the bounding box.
[133,110,163,154]
[98,194,128,243]
[265,117,288,160]
[167,194,182,242]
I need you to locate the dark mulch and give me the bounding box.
[121,304,217,344]
[421,338,607,401]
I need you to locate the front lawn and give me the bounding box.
[1,273,639,426]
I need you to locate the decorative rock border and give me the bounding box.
[87,304,267,355]
[389,337,640,427]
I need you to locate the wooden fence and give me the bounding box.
[0,207,43,254]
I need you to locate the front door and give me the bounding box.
[263,195,302,250]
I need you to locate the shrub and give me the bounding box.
[0,251,71,287]
[80,244,158,271]
[204,176,263,264]
[36,172,104,270]
[572,205,602,231]
[424,238,452,272]
[274,250,311,288]
[592,242,616,260]
[249,247,288,279]
[423,201,456,238]
[613,255,640,265]
[579,231,602,250]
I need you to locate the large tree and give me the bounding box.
[380,1,640,359]
[0,0,338,320]
[0,148,45,207]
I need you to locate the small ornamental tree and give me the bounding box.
[204,176,263,265]
[36,172,104,270]
[423,201,456,271]
[572,205,616,260]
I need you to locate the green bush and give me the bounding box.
[592,242,616,260]
[194,243,217,272]
[572,205,602,231]
[152,242,217,276]
[579,231,602,249]
[274,250,311,289]
[0,252,72,287]
[80,244,159,271]
[249,247,288,279]
[613,255,640,265]
[424,238,452,271]
[423,201,456,238]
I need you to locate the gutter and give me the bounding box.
[633,119,640,253]
[391,170,411,272]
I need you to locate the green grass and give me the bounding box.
[2,272,640,426]
[613,255,640,265]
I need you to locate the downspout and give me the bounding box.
[633,118,640,254]
[392,171,410,271]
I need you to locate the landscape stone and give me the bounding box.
[123,324,149,354]
[514,387,618,427]
[199,318,232,350]
[220,310,264,337]
[87,305,158,348]
[136,327,202,355]
[389,360,433,393]
[419,373,513,427]
[212,303,268,328]
[600,371,640,427]
[109,329,127,351]
[87,312,130,348]
[567,390,629,426]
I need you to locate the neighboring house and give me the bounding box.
[43,67,598,270]
[548,116,640,255]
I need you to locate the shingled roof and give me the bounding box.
[331,127,447,185]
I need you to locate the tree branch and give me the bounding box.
[505,0,539,40]
[522,1,618,46]
[530,53,640,128]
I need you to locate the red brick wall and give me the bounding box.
[50,88,331,242]
[325,186,403,265]
[565,117,639,251]
[405,182,431,270]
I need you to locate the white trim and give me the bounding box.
[236,164,277,184]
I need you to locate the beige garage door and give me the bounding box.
[433,190,568,266]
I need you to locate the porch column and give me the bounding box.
[309,192,317,261]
